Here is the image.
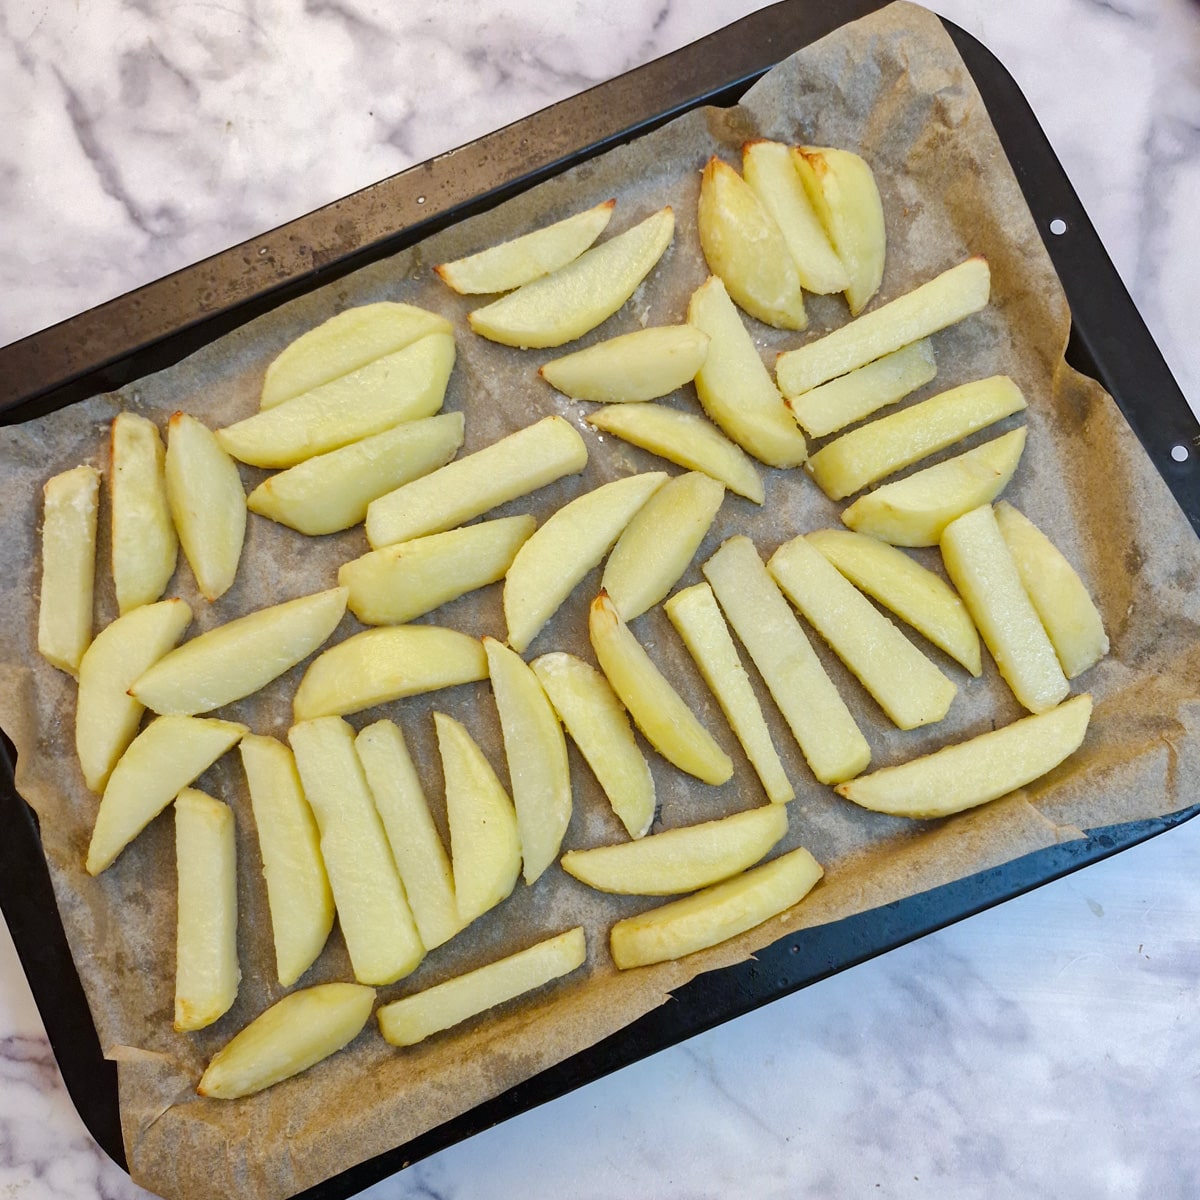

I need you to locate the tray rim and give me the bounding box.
[2,2,1198,1196]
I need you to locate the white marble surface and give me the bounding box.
[2,1,1198,1198]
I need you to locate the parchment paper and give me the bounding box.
[1,5,1198,1198]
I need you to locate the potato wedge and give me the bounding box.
[110,412,177,613]
[247,411,465,536]
[293,625,488,721]
[776,257,990,397]
[436,199,615,294]
[174,788,239,1031]
[131,587,347,715]
[86,715,247,875]
[841,427,1027,547]
[37,465,100,675]
[484,639,572,884]
[261,302,452,409]
[503,471,666,652]
[434,711,522,927]
[539,325,709,403]
[218,333,455,468]
[742,140,848,295]
[589,591,732,786]
[165,412,246,602]
[610,845,823,969]
[696,157,806,330]
[994,501,1109,679]
[585,403,764,503]
[531,652,655,840]
[686,275,809,468]
[198,982,376,1099]
[355,720,460,951]
[377,927,586,1047]
[76,598,193,793]
[807,375,1026,501]
[562,804,787,895]
[239,735,335,988]
[602,471,725,621]
[767,534,956,730]
[366,415,588,549]
[836,694,1093,819]
[468,207,674,348]
[340,515,536,626]
[663,583,793,803]
[289,718,425,986]
[702,536,869,784]
[805,529,981,675]
[791,146,887,315]
[786,340,936,439]
[940,504,1068,713]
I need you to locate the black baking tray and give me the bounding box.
[2,1,1198,1196]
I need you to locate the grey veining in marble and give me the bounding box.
[1,2,1198,1198]
[0,1025,151,1198]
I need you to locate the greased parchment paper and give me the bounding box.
[1,5,1198,1197]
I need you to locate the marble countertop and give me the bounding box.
[2,1,1198,1198]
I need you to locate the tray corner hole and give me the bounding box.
[1170,443,1190,464]
[1049,217,1068,236]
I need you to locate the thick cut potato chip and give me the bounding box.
[436,200,614,294]
[38,465,100,675]
[837,695,1093,819]
[468,208,674,348]
[776,257,989,397]
[260,302,452,409]
[610,846,823,969]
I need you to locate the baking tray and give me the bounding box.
[2,1,1198,1196]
